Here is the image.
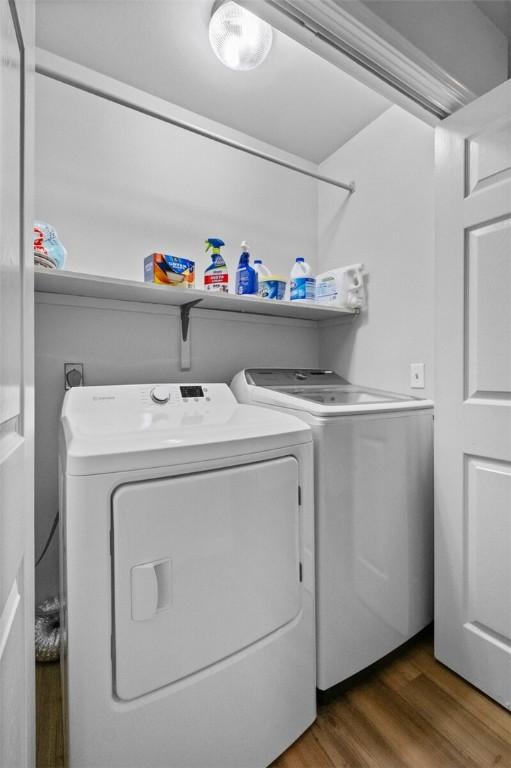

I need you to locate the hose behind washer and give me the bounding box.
[35,511,61,662]
[35,596,61,662]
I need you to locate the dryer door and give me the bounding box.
[112,456,301,700]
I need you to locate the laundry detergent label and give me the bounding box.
[290,276,315,301]
[204,271,229,292]
[236,268,257,295]
[259,279,285,300]
[316,275,338,302]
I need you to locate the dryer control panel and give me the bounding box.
[62,383,238,426]
[144,383,237,407]
[60,381,311,477]
[150,384,210,405]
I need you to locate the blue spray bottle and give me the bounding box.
[235,241,258,295]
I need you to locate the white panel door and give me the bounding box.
[435,79,511,708]
[0,0,35,764]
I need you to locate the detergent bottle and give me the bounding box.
[316,264,367,309]
[290,257,315,301]
[254,259,271,296]
[204,238,229,293]
[235,241,258,295]
[339,264,366,309]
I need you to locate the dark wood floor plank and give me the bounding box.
[273,725,336,768]
[391,673,511,768]
[411,646,511,744]
[377,654,422,692]
[346,677,478,768]
[316,698,410,768]
[36,662,65,768]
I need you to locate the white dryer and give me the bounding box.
[231,369,434,690]
[59,383,315,768]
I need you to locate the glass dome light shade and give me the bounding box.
[209,1,273,71]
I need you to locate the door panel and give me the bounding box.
[465,456,511,641]
[113,457,301,701]
[435,79,511,708]
[0,441,25,611]
[0,0,34,763]
[465,217,511,399]
[0,0,21,426]
[466,118,511,194]
[0,572,25,768]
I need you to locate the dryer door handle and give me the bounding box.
[131,563,159,621]
[131,559,171,621]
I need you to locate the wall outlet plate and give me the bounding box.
[410,363,425,389]
[64,363,84,390]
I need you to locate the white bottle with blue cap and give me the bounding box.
[290,257,315,301]
[254,258,271,296]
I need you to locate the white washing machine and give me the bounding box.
[59,382,316,768]
[231,369,434,690]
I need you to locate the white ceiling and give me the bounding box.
[35,0,390,163]
[474,0,511,38]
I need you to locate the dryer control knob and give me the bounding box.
[150,386,170,405]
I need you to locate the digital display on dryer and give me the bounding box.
[180,386,204,398]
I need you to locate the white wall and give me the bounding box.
[34,61,436,602]
[34,60,321,602]
[318,106,435,398]
[35,66,318,282]
[35,294,320,601]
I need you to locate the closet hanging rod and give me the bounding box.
[36,64,355,194]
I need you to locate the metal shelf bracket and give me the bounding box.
[180,299,203,370]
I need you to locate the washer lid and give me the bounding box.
[61,383,311,476]
[236,369,434,416]
[245,369,350,387]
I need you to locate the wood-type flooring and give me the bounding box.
[36,628,510,768]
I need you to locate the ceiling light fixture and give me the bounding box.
[209,1,273,71]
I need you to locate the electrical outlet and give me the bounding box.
[65,363,84,390]
[410,363,425,389]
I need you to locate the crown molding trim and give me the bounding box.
[242,0,476,120]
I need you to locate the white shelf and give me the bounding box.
[34,270,358,323]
